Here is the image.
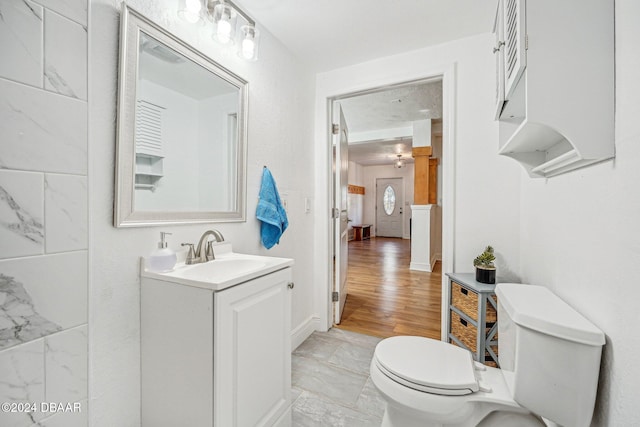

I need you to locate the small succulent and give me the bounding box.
[473,245,496,269]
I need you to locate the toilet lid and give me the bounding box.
[374,336,479,396]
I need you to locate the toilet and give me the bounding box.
[370,283,605,427]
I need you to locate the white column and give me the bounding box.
[410,204,434,272]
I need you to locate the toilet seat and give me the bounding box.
[374,336,479,396]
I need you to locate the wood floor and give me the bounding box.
[335,237,442,339]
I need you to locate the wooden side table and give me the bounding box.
[352,224,371,241]
[446,273,499,367]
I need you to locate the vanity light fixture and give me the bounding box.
[394,154,405,169]
[177,0,261,61]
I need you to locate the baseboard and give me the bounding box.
[291,315,319,351]
[430,254,438,271]
[410,261,432,272]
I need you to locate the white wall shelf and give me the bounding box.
[494,0,614,178]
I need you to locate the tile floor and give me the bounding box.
[291,328,386,426]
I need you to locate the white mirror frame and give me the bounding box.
[114,5,248,227]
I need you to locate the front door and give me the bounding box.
[376,178,403,238]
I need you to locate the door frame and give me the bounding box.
[375,177,404,239]
[319,63,457,342]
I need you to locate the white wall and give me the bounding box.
[135,79,200,211]
[197,92,238,211]
[314,33,522,329]
[413,119,431,147]
[361,164,414,239]
[517,2,640,425]
[347,161,364,229]
[348,160,364,186]
[90,1,315,425]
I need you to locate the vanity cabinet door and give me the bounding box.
[214,268,292,427]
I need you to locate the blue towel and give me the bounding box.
[256,167,288,249]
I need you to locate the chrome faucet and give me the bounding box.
[195,229,225,262]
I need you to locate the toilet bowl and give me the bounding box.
[370,283,605,427]
[370,336,544,427]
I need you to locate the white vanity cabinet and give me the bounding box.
[493,0,614,177]
[141,266,293,427]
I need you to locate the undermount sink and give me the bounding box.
[141,242,293,291]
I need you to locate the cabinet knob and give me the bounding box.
[493,40,505,53]
[287,282,295,289]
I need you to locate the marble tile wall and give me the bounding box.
[0,0,88,425]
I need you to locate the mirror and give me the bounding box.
[114,5,248,227]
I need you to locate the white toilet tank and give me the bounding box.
[495,284,605,427]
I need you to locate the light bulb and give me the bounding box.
[217,19,232,43]
[241,38,255,59]
[238,25,259,61]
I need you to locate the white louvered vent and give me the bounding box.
[135,100,165,157]
[503,0,526,99]
[505,0,519,78]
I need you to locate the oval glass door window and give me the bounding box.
[383,186,396,215]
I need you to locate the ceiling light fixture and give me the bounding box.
[394,154,405,169]
[178,0,260,61]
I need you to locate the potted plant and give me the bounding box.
[474,245,496,284]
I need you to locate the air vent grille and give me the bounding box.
[135,100,165,156]
[505,0,519,79]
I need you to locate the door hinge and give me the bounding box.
[332,291,339,302]
[331,207,340,218]
[332,124,339,135]
[525,34,529,50]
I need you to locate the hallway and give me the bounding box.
[336,237,442,339]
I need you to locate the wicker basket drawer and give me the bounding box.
[451,311,479,351]
[451,282,497,322]
[451,311,498,350]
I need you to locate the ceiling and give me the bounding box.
[347,138,414,167]
[339,80,443,133]
[140,35,237,100]
[238,0,495,72]
[236,0,491,167]
[339,80,442,166]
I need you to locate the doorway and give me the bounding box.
[320,63,456,342]
[329,77,447,338]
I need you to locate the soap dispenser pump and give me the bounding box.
[148,232,177,272]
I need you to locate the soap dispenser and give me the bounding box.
[148,232,177,272]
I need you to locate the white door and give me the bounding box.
[333,104,349,324]
[376,178,403,238]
